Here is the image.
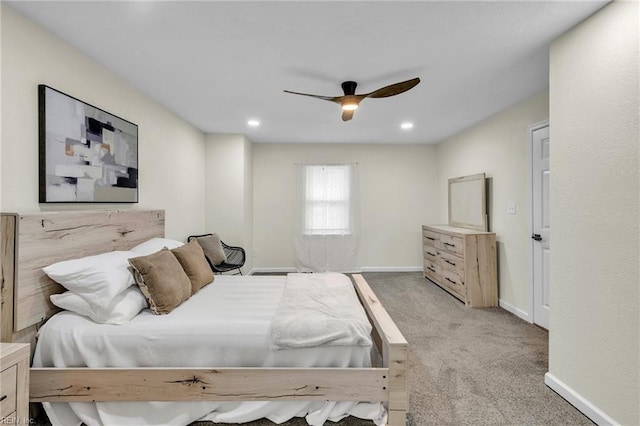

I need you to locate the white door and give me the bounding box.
[532,125,550,329]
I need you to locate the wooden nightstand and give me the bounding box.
[0,343,29,424]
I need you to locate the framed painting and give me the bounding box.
[38,85,138,203]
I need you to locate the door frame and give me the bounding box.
[528,119,549,326]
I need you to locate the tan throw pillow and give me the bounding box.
[128,249,192,315]
[171,239,215,294]
[195,234,227,266]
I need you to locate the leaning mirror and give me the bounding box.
[448,173,487,231]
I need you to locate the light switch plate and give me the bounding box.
[507,201,517,215]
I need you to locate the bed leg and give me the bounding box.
[385,343,408,426]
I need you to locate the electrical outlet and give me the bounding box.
[507,201,517,215]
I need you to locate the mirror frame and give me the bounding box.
[448,173,487,231]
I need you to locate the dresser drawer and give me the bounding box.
[440,234,463,256]
[439,250,464,275]
[423,230,439,247]
[441,268,465,297]
[423,260,441,282]
[0,364,17,417]
[423,245,439,262]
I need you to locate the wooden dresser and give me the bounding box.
[422,225,497,307]
[0,343,29,423]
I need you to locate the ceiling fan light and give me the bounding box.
[341,101,359,111]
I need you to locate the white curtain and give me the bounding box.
[293,163,360,272]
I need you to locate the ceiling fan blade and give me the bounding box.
[364,77,421,99]
[342,109,355,122]
[283,90,340,103]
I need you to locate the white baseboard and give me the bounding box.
[498,299,532,323]
[545,372,619,426]
[360,266,423,272]
[249,267,297,275]
[250,266,422,275]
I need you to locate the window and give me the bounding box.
[294,162,359,271]
[304,164,351,235]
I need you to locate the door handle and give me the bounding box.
[531,234,542,241]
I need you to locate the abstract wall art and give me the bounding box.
[38,85,139,203]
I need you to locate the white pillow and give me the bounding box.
[51,287,148,324]
[43,250,136,310]
[130,238,184,256]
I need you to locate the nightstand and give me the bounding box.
[1,343,29,423]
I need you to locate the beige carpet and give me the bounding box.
[36,272,594,426]
[358,272,593,426]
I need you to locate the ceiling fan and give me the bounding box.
[284,77,420,122]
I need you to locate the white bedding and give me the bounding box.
[270,273,372,349]
[33,274,386,426]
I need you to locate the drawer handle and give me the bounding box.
[445,259,456,266]
[427,267,436,273]
[445,277,457,284]
[427,252,436,257]
[425,236,435,241]
[0,394,6,402]
[444,242,455,247]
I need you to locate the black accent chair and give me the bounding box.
[188,234,246,275]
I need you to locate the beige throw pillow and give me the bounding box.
[195,234,227,266]
[128,249,192,315]
[171,239,215,294]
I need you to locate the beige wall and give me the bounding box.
[253,143,439,270]
[435,92,549,317]
[204,134,253,273]
[1,5,206,240]
[548,1,639,424]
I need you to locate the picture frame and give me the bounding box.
[38,85,138,203]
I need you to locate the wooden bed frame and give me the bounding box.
[0,210,408,425]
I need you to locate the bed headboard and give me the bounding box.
[0,210,164,343]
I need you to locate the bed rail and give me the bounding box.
[30,367,388,402]
[352,273,409,425]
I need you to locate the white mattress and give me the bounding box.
[33,275,386,426]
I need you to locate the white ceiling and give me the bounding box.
[8,1,609,144]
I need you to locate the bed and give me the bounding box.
[0,210,408,425]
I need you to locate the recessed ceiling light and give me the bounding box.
[400,122,414,130]
[247,119,260,127]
